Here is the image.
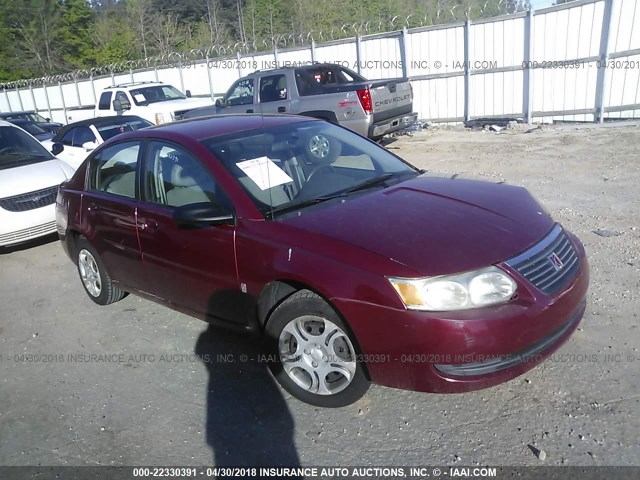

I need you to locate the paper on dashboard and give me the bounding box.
[236,156,293,191]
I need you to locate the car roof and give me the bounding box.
[248,62,348,76]
[104,81,163,90]
[141,114,316,141]
[0,110,37,117]
[0,119,19,127]
[62,115,149,130]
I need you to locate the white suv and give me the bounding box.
[95,82,214,125]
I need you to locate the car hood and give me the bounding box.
[151,97,214,113]
[0,159,72,198]
[278,175,555,276]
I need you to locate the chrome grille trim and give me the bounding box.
[0,220,57,246]
[505,224,580,295]
[0,186,58,212]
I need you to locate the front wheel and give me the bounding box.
[76,238,128,305]
[265,290,370,407]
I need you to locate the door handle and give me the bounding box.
[87,203,99,212]
[246,109,254,113]
[277,106,286,112]
[138,218,158,233]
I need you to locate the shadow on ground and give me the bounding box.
[195,326,300,467]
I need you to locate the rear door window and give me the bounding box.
[88,141,141,199]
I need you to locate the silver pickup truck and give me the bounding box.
[181,63,417,140]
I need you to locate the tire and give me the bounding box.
[265,290,370,407]
[301,132,341,165]
[75,238,128,305]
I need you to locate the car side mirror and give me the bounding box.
[113,99,130,111]
[185,90,192,98]
[51,142,64,156]
[45,118,51,122]
[173,202,234,228]
[82,141,98,152]
[215,98,224,107]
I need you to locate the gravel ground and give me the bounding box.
[0,122,639,469]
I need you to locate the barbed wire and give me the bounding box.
[0,3,539,90]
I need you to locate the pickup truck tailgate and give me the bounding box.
[369,79,413,123]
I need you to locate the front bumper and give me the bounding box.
[332,233,589,393]
[0,205,57,247]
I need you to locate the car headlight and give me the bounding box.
[388,266,517,311]
[155,113,169,125]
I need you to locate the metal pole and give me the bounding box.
[595,0,614,123]
[205,55,214,101]
[355,35,362,74]
[43,84,52,121]
[463,19,471,123]
[178,62,185,92]
[3,89,11,112]
[15,86,24,111]
[523,9,534,123]
[311,39,316,63]
[74,78,81,107]
[400,27,409,78]
[58,82,67,123]
[130,68,135,83]
[29,85,37,113]
[90,76,97,105]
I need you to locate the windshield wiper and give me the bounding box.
[270,171,416,217]
[339,173,396,194]
[270,196,338,216]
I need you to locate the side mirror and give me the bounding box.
[173,202,234,228]
[45,118,51,122]
[82,141,98,152]
[51,143,64,156]
[113,99,130,111]
[185,90,192,98]
[215,98,224,107]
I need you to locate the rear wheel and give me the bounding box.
[76,238,128,305]
[265,290,369,407]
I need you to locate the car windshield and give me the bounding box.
[26,113,49,123]
[129,85,186,106]
[0,126,54,170]
[16,122,47,135]
[203,121,419,217]
[97,118,153,141]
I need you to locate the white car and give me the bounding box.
[41,115,152,170]
[0,120,74,247]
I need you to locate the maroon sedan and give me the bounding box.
[56,115,589,407]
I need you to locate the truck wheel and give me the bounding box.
[301,132,341,165]
[265,290,370,407]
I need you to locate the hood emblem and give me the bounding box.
[547,252,564,271]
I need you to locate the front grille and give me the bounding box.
[0,220,57,246]
[505,224,580,295]
[0,186,58,212]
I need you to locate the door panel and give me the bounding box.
[137,140,239,322]
[82,193,146,292]
[82,140,146,292]
[258,74,291,114]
